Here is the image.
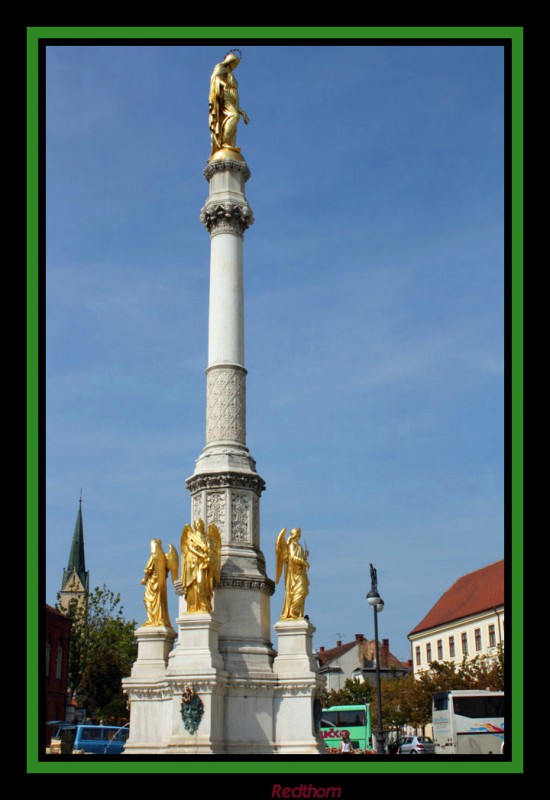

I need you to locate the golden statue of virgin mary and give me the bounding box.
[208,50,249,160]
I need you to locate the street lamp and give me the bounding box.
[366,563,386,755]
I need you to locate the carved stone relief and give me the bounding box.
[231,492,250,542]
[186,471,266,496]
[252,495,260,547]
[200,201,254,236]
[192,493,202,523]
[207,491,226,538]
[206,367,246,445]
[203,159,251,183]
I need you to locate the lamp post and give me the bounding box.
[366,563,386,754]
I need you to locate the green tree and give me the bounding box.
[464,645,504,691]
[61,584,138,722]
[379,676,412,733]
[395,649,505,731]
[320,677,375,710]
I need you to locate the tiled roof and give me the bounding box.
[317,636,408,670]
[359,639,406,670]
[409,560,504,636]
[317,640,357,666]
[45,602,66,617]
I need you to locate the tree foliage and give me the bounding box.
[60,584,138,722]
[319,647,504,734]
[319,677,375,710]
[391,647,505,731]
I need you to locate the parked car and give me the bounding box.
[53,724,129,754]
[396,735,436,755]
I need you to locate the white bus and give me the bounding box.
[432,690,504,755]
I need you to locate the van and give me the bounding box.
[60,724,129,754]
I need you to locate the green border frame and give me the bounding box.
[28,26,523,777]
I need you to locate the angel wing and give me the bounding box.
[180,524,193,584]
[166,543,179,584]
[275,528,288,585]
[207,523,222,586]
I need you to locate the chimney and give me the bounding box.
[382,639,390,668]
[336,640,342,647]
[355,633,364,642]
[319,646,325,653]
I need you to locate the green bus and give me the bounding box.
[320,704,372,751]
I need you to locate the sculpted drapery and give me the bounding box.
[275,527,310,620]
[180,518,222,613]
[141,538,178,628]
[208,51,249,158]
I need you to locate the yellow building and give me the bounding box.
[408,560,504,675]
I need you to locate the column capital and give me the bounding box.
[200,200,254,236]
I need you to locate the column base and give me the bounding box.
[166,612,226,675]
[129,625,177,679]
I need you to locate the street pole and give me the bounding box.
[372,600,385,754]
[366,563,386,755]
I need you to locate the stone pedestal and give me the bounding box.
[122,626,176,754]
[166,611,225,674]
[163,678,227,754]
[128,625,177,679]
[273,619,327,754]
[273,618,320,675]
[162,609,227,753]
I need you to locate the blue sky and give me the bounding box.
[45,42,505,662]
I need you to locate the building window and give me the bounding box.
[415,646,421,666]
[475,628,482,651]
[488,624,496,648]
[449,636,455,658]
[46,638,51,677]
[437,639,443,660]
[461,632,468,656]
[56,643,63,680]
[426,643,432,663]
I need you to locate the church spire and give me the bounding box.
[59,494,89,612]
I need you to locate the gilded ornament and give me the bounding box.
[275,527,310,620]
[180,518,222,613]
[208,50,249,160]
[141,538,179,628]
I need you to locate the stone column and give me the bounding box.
[197,157,254,471]
[188,157,275,677]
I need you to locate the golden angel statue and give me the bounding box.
[275,527,310,620]
[180,518,222,613]
[141,538,179,628]
[208,49,249,158]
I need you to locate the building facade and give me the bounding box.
[317,633,411,693]
[45,604,72,743]
[408,560,504,675]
